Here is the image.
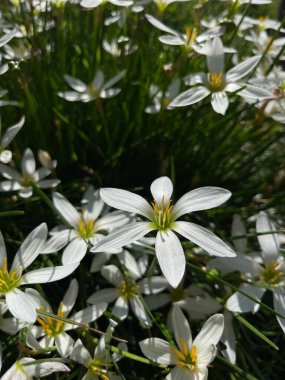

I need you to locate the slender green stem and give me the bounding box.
[216,355,258,380]
[0,210,25,218]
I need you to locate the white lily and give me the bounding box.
[140,305,224,380]
[0,116,25,164]
[91,176,235,288]
[41,186,131,264]
[1,357,70,379]
[71,336,124,380]
[26,279,107,357]
[58,70,126,102]
[0,225,79,323]
[88,250,167,326]
[0,148,60,198]
[169,36,272,114]
[80,0,133,9]
[226,212,285,333]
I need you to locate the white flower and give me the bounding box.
[91,176,235,288]
[0,303,25,335]
[0,116,25,164]
[88,250,167,326]
[169,37,272,115]
[41,186,131,264]
[58,70,126,102]
[26,279,107,357]
[1,357,70,379]
[0,148,60,198]
[0,225,79,323]
[80,0,133,9]
[71,336,124,380]
[152,0,190,12]
[226,212,285,334]
[0,29,17,49]
[140,305,224,380]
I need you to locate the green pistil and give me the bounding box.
[151,196,174,231]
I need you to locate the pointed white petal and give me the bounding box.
[64,74,87,92]
[226,55,261,82]
[19,187,33,198]
[34,361,70,376]
[80,0,102,8]
[118,250,141,280]
[130,295,152,326]
[62,238,88,265]
[102,70,126,90]
[87,288,119,304]
[38,179,60,189]
[90,252,111,272]
[21,263,79,284]
[96,210,131,232]
[172,305,192,350]
[82,186,104,220]
[41,229,74,254]
[139,338,176,364]
[159,35,185,45]
[91,222,153,252]
[145,14,178,36]
[169,86,210,107]
[1,116,25,148]
[0,231,7,267]
[52,192,81,228]
[58,91,86,101]
[70,339,92,367]
[155,230,185,288]
[62,279,79,316]
[221,311,236,364]
[55,333,74,357]
[206,37,224,74]
[237,85,273,100]
[66,303,107,329]
[232,214,247,254]
[101,264,123,286]
[256,212,279,263]
[100,188,153,218]
[0,180,21,191]
[0,29,17,48]
[21,148,36,175]
[111,296,129,324]
[6,289,37,323]
[166,366,195,380]
[11,223,47,272]
[0,162,21,181]
[173,221,235,257]
[150,176,173,208]
[172,187,231,219]
[139,276,168,295]
[145,293,170,310]
[194,314,224,358]
[226,283,265,313]
[273,287,285,334]
[211,91,229,115]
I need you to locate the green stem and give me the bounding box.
[0,210,25,218]
[216,355,258,380]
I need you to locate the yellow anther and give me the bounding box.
[37,302,65,337]
[119,280,136,300]
[0,258,21,295]
[180,338,188,356]
[207,72,224,91]
[151,197,174,230]
[77,215,96,239]
[171,343,197,371]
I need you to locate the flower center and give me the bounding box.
[89,360,112,380]
[36,302,65,337]
[77,217,96,239]
[119,280,136,300]
[151,196,174,231]
[207,72,225,92]
[20,174,35,187]
[0,258,22,295]
[87,83,100,98]
[172,339,197,371]
[261,262,283,286]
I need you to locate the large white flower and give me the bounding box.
[140,305,224,380]
[0,148,60,198]
[0,116,25,164]
[80,0,133,9]
[224,212,285,334]
[0,225,79,323]
[26,279,107,357]
[91,176,235,288]
[169,36,272,114]
[41,186,131,264]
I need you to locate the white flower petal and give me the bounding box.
[34,361,70,377]
[211,91,229,115]
[172,305,192,350]
[173,221,235,257]
[145,293,170,310]
[221,311,236,364]
[145,14,178,36]
[58,91,86,101]
[206,36,224,74]
[169,86,210,107]
[102,70,126,90]
[0,231,7,267]
[90,252,111,272]
[11,223,47,272]
[1,116,25,148]
[256,212,279,263]
[38,179,60,189]
[226,283,265,313]
[70,339,92,367]
[87,288,119,304]
[6,289,37,323]
[172,186,231,219]
[150,176,173,208]
[101,264,123,286]
[273,287,285,334]
[139,338,176,365]
[159,35,185,45]
[139,276,169,295]
[55,332,74,357]
[91,222,153,252]
[41,229,74,254]
[21,148,36,175]
[66,303,107,330]
[62,238,88,265]
[111,296,129,324]
[166,366,196,380]
[82,186,104,220]
[118,250,141,280]
[62,279,79,316]
[130,295,152,326]
[100,188,153,219]
[19,187,33,198]
[0,180,21,191]
[226,55,261,82]
[0,162,21,181]
[64,74,87,92]
[52,192,81,228]
[155,230,185,288]
[80,0,102,8]
[21,263,79,284]
[231,214,247,254]
[96,210,131,232]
